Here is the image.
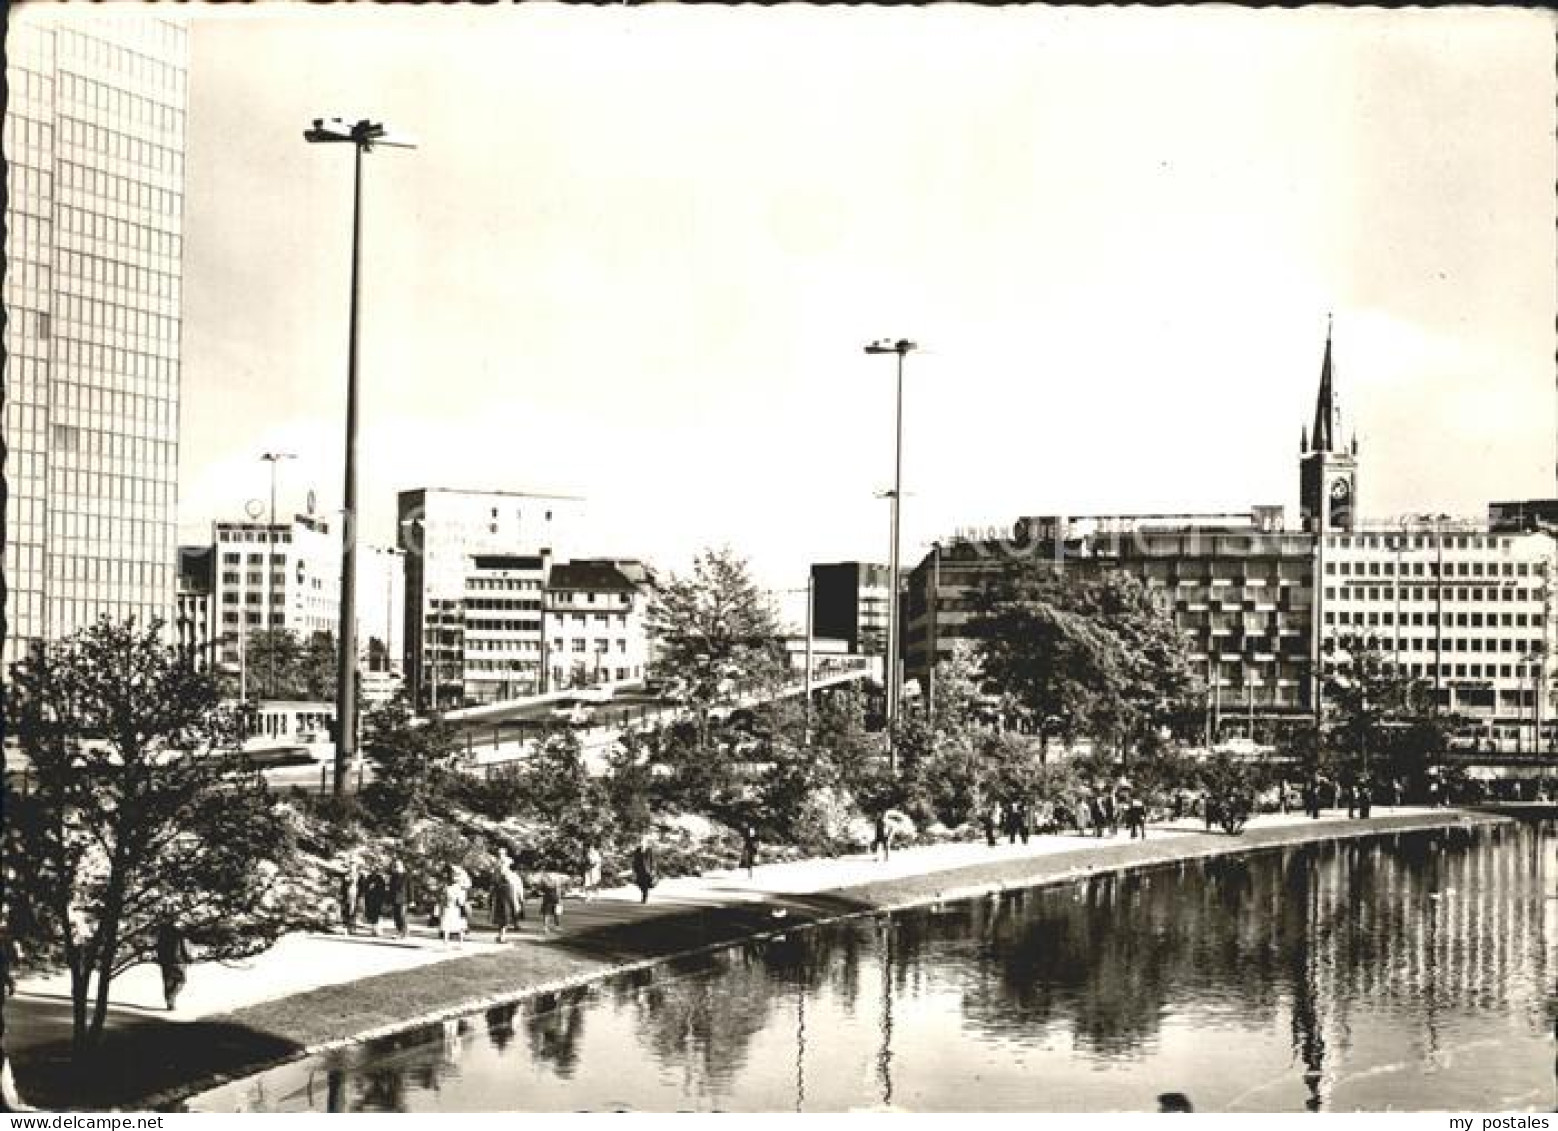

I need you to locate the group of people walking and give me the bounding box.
[340,859,417,939]
[338,836,661,946]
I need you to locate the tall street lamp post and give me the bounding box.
[864,338,916,775]
[305,117,415,795]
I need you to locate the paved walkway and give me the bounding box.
[8,805,1441,1022]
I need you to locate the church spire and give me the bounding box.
[1310,317,1336,453]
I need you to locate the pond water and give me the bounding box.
[193,822,1558,1112]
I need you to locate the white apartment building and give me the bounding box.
[1320,521,1557,749]
[545,560,653,691]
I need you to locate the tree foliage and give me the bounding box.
[360,698,466,829]
[970,564,1202,758]
[234,628,338,702]
[1322,633,1446,787]
[646,548,786,734]
[5,619,306,1057]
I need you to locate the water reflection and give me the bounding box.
[196,821,1558,1113]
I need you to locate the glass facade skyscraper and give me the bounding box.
[3,12,187,666]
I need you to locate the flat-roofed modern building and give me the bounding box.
[397,487,584,709]
[1321,521,1556,749]
[903,507,1316,728]
[3,13,189,665]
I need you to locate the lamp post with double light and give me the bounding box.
[864,338,916,774]
[304,117,415,795]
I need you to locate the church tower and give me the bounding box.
[1298,321,1359,532]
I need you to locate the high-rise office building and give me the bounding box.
[3,13,189,666]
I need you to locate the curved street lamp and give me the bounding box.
[305,118,416,796]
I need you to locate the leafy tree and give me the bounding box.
[1322,633,1445,787]
[1198,752,1258,834]
[299,629,339,702]
[970,564,1202,761]
[360,698,465,829]
[246,627,303,699]
[5,619,305,1058]
[646,548,787,745]
[508,731,612,870]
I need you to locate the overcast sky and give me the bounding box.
[166,5,1555,598]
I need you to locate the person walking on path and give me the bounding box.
[981,804,998,847]
[362,868,388,937]
[154,922,191,1011]
[535,872,565,933]
[340,860,362,936]
[631,836,658,903]
[1074,795,1092,837]
[490,852,526,943]
[387,858,414,939]
[739,825,760,878]
[1127,796,1147,840]
[439,867,469,945]
[1089,793,1107,838]
[1358,781,1373,819]
[1101,791,1118,837]
[582,843,603,899]
[871,812,894,862]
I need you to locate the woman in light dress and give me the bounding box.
[438,866,469,945]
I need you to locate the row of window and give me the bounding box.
[1330,534,1515,552]
[47,422,175,467]
[59,71,185,134]
[60,247,182,303]
[54,267,182,338]
[466,578,542,591]
[466,618,542,634]
[466,639,541,652]
[57,25,187,88]
[49,556,169,587]
[467,660,542,674]
[50,377,176,426]
[551,590,634,606]
[465,597,542,611]
[60,159,183,221]
[553,639,629,654]
[1329,586,1540,604]
[47,467,174,507]
[58,203,183,261]
[54,337,182,382]
[1328,559,1536,578]
[552,666,639,684]
[1327,609,1538,629]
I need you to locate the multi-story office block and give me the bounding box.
[3,13,189,666]
[212,515,339,679]
[545,560,653,692]
[463,552,548,703]
[903,508,1315,725]
[398,487,583,708]
[1320,522,1557,748]
[810,562,890,655]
